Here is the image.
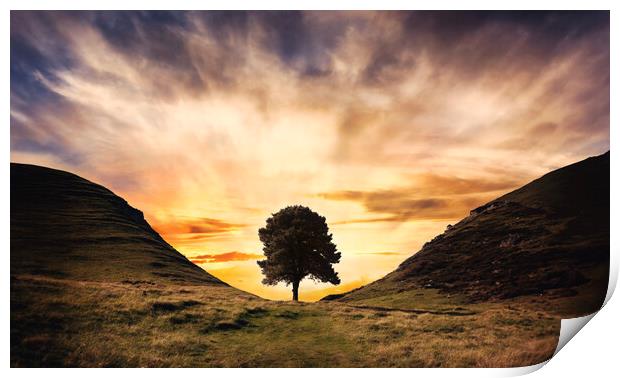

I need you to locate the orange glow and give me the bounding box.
[11,11,609,300]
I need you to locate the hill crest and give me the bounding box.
[327,152,609,317]
[11,163,224,286]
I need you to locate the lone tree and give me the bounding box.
[257,205,341,301]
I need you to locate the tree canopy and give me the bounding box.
[257,205,341,301]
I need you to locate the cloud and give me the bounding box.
[10,11,609,184]
[186,218,248,234]
[411,174,522,195]
[316,11,610,165]
[320,174,520,223]
[150,216,249,244]
[190,251,262,264]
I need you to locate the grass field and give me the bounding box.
[11,274,561,368]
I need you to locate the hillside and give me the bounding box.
[328,152,610,318]
[11,163,223,285]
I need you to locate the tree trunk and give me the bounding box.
[292,280,299,301]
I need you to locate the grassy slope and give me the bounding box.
[11,276,558,367]
[11,163,222,285]
[332,152,609,319]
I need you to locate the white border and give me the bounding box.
[3,2,617,376]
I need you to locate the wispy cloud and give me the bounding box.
[320,174,520,223]
[150,216,248,243]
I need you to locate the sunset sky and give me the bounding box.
[10,11,609,300]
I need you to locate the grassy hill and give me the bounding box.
[11,155,609,367]
[11,163,223,285]
[327,152,609,318]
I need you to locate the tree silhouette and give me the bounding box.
[257,205,341,301]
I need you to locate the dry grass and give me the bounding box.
[11,274,560,367]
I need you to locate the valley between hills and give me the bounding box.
[10,152,610,367]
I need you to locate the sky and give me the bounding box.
[10,11,610,301]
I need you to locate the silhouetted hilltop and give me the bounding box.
[10,163,223,285]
